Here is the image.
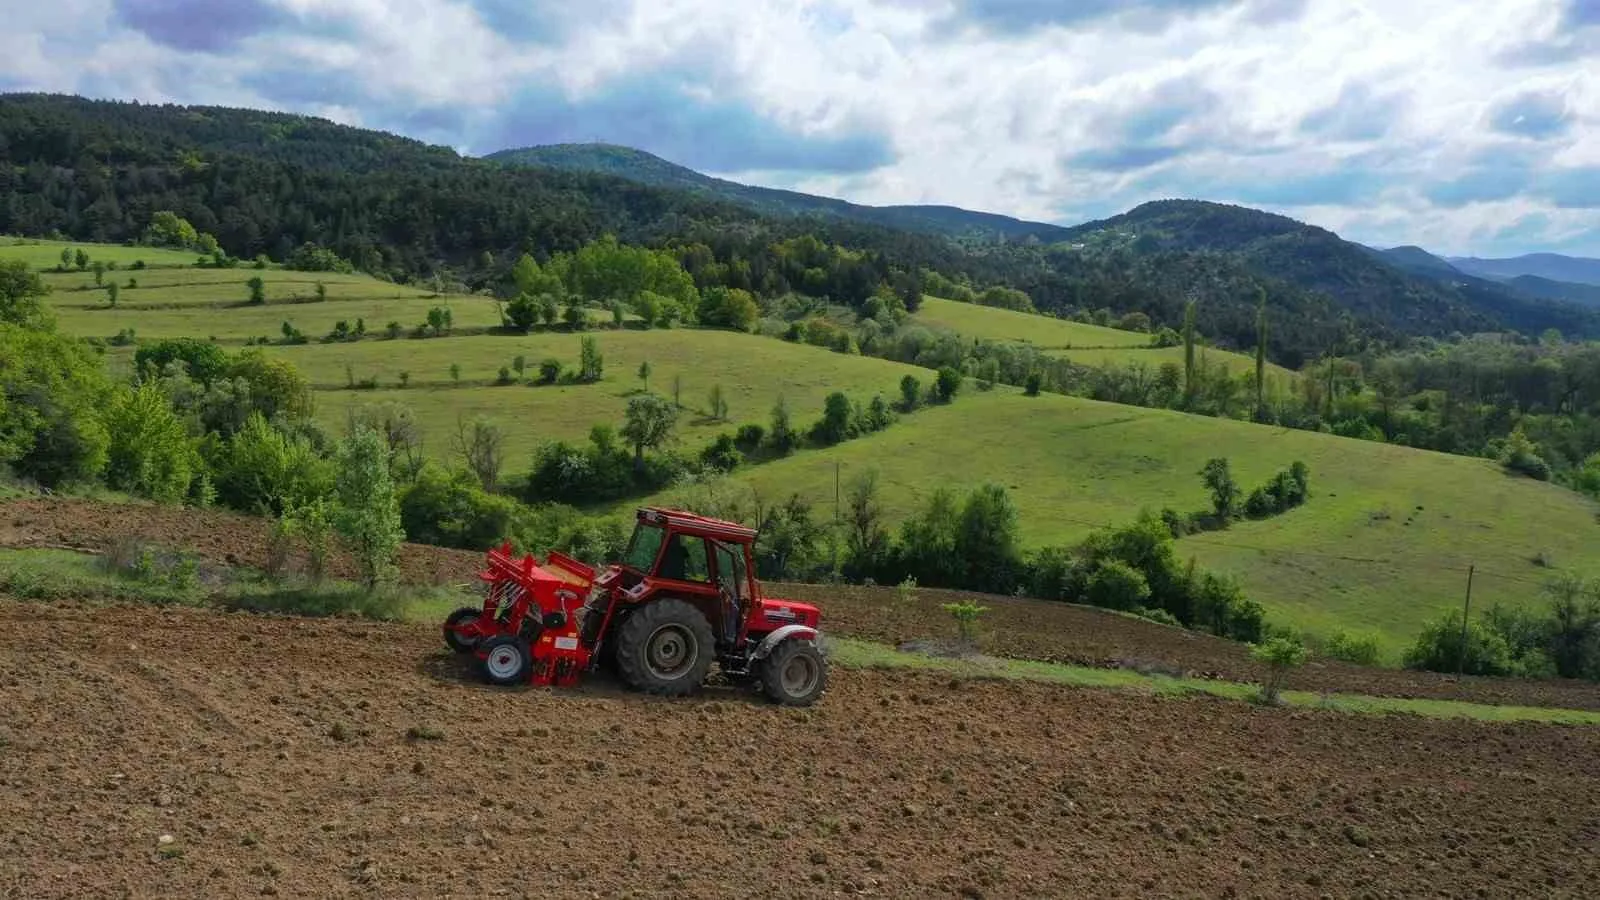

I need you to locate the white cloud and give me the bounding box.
[2,0,1598,255]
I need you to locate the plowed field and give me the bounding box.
[7,496,1600,710]
[2,601,1597,898]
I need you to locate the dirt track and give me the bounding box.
[2,600,1599,899]
[7,496,1600,710]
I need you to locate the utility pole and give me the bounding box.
[1456,565,1475,677]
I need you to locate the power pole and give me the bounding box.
[1456,565,1475,677]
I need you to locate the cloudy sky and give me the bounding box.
[3,0,1598,256]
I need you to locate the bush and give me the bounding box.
[134,338,230,384]
[1251,636,1309,704]
[1403,612,1518,677]
[1024,371,1043,396]
[1133,607,1183,627]
[941,600,989,643]
[0,325,112,488]
[103,384,201,503]
[1322,630,1382,666]
[399,465,523,550]
[214,413,334,515]
[700,434,741,472]
[537,358,562,384]
[734,424,765,453]
[1499,426,1551,481]
[1085,559,1151,611]
[934,366,962,402]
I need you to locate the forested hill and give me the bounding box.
[488,143,1070,243]
[1056,199,1600,347]
[3,93,1598,367]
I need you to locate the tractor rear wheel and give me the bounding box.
[760,640,827,707]
[479,636,532,686]
[443,607,483,654]
[614,599,714,697]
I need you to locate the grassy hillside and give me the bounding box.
[1,237,199,268]
[289,329,927,452]
[636,389,1600,656]
[18,239,1596,656]
[912,297,1153,348]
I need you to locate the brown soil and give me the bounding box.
[778,582,1600,711]
[1,601,1596,899]
[0,496,484,585]
[6,496,1600,710]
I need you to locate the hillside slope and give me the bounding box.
[637,388,1600,652]
[488,143,1069,242]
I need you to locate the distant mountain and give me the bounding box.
[486,143,1070,243]
[1054,200,1600,345]
[1368,245,1462,279]
[1448,253,1600,287]
[1505,275,1600,308]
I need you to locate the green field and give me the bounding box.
[301,329,928,450]
[54,295,507,342]
[635,389,1600,655]
[913,296,1294,380]
[912,297,1154,348]
[0,236,201,269]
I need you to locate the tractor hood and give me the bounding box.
[753,596,822,630]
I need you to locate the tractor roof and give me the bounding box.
[637,507,758,542]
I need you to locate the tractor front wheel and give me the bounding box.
[443,607,484,654]
[614,599,714,697]
[479,636,532,686]
[760,640,827,707]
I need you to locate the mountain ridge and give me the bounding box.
[486,142,1071,243]
[1448,253,1600,287]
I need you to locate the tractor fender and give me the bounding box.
[751,625,819,661]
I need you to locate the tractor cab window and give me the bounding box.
[712,542,747,600]
[657,533,710,583]
[622,523,665,572]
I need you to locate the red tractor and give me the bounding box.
[442,507,828,706]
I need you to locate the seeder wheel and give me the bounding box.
[479,636,532,686]
[443,607,484,654]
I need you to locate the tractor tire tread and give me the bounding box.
[761,639,828,707]
[614,598,715,697]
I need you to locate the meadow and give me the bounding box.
[637,388,1600,655]
[911,296,1154,347]
[295,329,927,449]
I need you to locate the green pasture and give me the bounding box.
[635,389,1600,655]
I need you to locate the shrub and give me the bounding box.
[1251,636,1309,704]
[1499,426,1551,481]
[1085,559,1151,611]
[898,374,921,412]
[734,424,765,453]
[538,358,562,384]
[103,384,201,503]
[399,465,522,550]
[942,600,989,644]
[700,434,741,472]
[1133,607,1183,627]
[1322,630,1382,666]
[934,366,962,402]
[496,366,513,385]
[214,413,334,515]
[1403,612,1517,677]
